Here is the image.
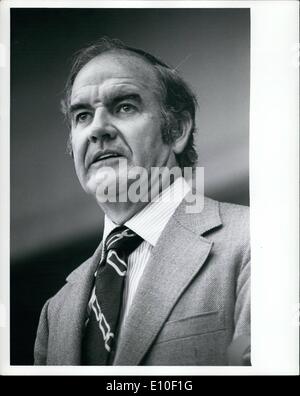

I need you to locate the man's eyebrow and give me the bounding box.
[69,102,93,115]
[69,94,142,114]
[109,93,142,105]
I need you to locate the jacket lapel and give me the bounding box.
[113,196,222,365]
[52,241,103,364]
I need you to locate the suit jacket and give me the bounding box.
[34,195,250,366]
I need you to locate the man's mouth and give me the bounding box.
[91,152,123,166]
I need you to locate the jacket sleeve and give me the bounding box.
[228,252,251,365]
[234,255,250,338]
[34,299,51,365]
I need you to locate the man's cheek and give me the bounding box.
[73,153,85,183]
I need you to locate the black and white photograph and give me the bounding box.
[11,6,250,367]
[1,0,298,376]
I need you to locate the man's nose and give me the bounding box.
[87,107,117,143]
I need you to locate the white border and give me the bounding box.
[0,0,299,375]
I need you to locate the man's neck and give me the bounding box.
[100,200,150,225]
[97,174,184,225]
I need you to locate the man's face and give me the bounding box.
[70,52,177,198]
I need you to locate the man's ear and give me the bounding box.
[172,111,193,155]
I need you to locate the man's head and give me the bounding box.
[61,38,198,198]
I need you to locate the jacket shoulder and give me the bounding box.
[216,200,250,265]
[219,199,249,222]
[218,201,250,237]
[219,200,249,218]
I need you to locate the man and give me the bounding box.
[34,38,250,366]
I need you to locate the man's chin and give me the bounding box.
[86,176,127,204]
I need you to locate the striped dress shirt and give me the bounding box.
[87,177,190,334]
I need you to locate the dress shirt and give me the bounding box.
[87,176,191,330]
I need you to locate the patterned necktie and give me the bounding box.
[81,226,143,365]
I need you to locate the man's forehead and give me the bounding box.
[71,52,159,97]
[71,82,143,107]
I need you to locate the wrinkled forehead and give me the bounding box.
[71,51,162,100]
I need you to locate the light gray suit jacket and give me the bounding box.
[34,196,250,365]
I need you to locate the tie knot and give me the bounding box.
[105,226,143,256]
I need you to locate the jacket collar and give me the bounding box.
[66,194,221,285]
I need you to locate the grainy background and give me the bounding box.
[10,8,250,364]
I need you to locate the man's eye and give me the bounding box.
[75,112,91,123]
[116,103,137,114]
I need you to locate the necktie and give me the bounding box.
[81,226,143,365]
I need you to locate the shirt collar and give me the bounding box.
[102,176,190,247]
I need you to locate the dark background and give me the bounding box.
[10,8,250,364]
